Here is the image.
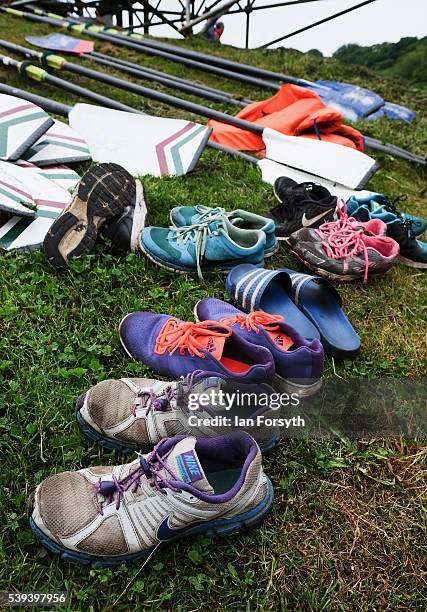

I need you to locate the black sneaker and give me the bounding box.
[351,206,427,269]
[102,179,149,252]
[268,177,337,240]
[385,219,427,269]
[43,163,136,268]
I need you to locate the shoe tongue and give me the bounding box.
[196,330,226,360]
[165,437,214,494]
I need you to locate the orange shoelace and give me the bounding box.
[154,318,232,357]
[220,311,284,333]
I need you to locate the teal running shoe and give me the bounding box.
[140,218,266,280]
[347,194,427,237]
[170,205,278,257]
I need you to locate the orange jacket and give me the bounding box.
[208,84,364,155]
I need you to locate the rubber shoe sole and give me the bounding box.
[291,250,389,282]
[43,162,136,267]
[27,477,274,567]
[139,240,264,275]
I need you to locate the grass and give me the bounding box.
[0,12,426,611]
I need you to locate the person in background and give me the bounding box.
[203,20,225,42]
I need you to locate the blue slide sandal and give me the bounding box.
[226,264,320,341]
[280,268,360,358]
[226,265,360,358]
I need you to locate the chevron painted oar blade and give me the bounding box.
[16,160,80,192]
[0,160,71,217]
[22,119,91,166]
[0,160,71,251]
[0,213,46,251]
[69,104,211,176]
[0,94,54,162]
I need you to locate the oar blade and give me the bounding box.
[263,128,378,190]
[0,160,71,251]
[0,93,54,162]
[310,81,384,121]
[69,104,211,176]
[22,119,91,166]
[26,33,94,55]
[16,159,80,192]
[0,160,71,217]
[258,157,375,200]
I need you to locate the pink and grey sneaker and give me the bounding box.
[289,200,399,282]
[28,433,273,566]
[195,298,324,396]
[119,312,275,384]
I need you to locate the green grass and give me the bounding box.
[0,13,426,611]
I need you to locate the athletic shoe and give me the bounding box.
[119,313,275,383]
[195,298,323,396]
[76,373,280,453]
[43,163,136,267]
[268,177,337,240]
[140,217,266,280]
[385,220,427,269]
[347,193,427,237]
[169,205,278,257]
[289,216,399,283]
[28,432,274,566]
[348,198,427,269]
[102,179,149,252]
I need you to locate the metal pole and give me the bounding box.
[259,0,378,48]
[245,0,250,49]
[180,0,240,34]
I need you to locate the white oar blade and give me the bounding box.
[262,128,378,190]
[258,158,375,200]
[0,160,71,217]
[69,104,211,177]
[0,93,53,162]
[16,160,80,192]
[0,164,37,218]
[22,119,91,166]
[0,214,54,251]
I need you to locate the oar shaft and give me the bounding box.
[85,53,245,107]
[1,7,280,91]
[0,82,71,116]
[23,5,314,86]
[0,39,265,137]
[90,51,247,104]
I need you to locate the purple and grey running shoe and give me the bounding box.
[195,298,324,396]
[119,312,275,384]
[28,432,273,566]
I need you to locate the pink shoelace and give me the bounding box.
[316,198,370,283]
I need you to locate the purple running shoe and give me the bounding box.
[195,298,324,396]
[119,313,275,384]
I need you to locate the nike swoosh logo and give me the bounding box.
[157,516,201,541]
[301,209,331,227]
[157,504,241,541]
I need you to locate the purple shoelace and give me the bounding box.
[132,370,203,416]
[95,441,183,514]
